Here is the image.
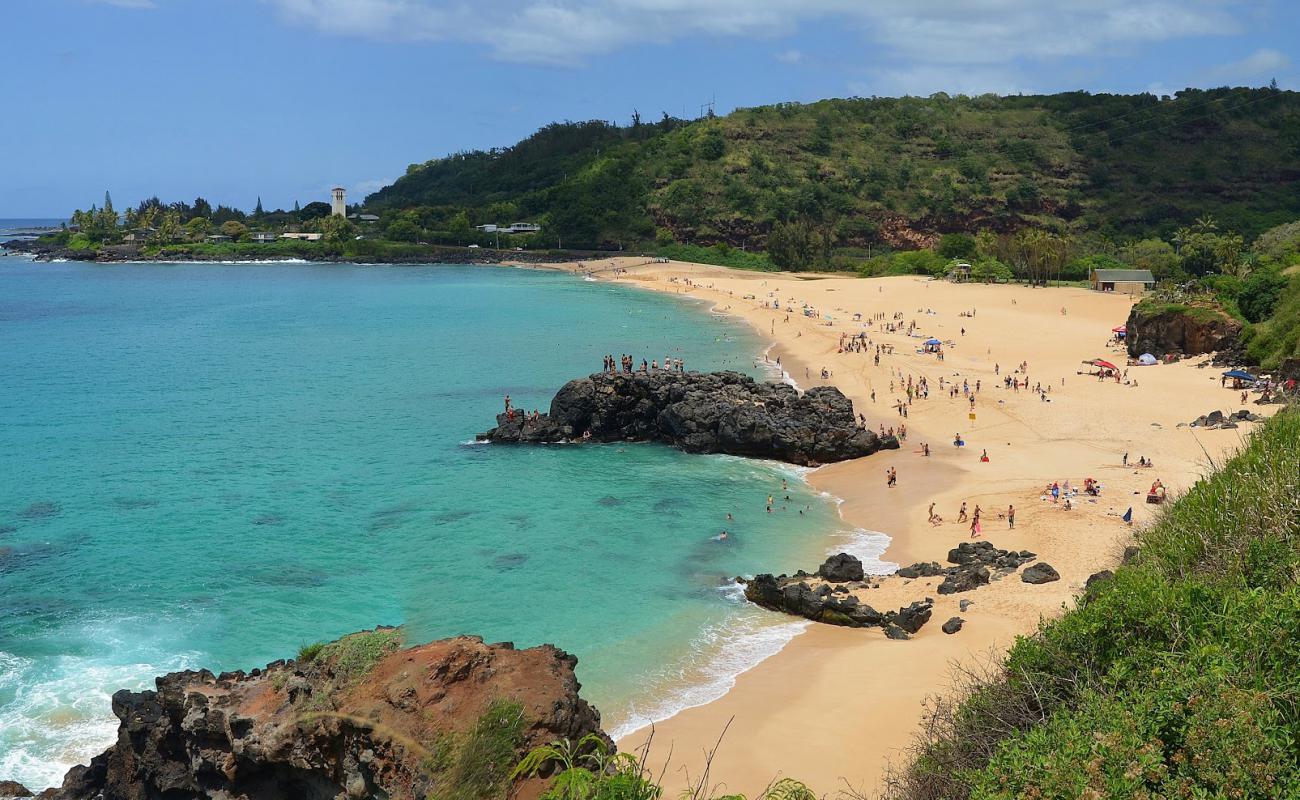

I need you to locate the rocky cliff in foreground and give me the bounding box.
[479,371,896,466]
[14,629,607,800]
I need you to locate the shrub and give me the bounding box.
[1237,268,1289,323]
[937,233,977,260]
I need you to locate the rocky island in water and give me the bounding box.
[478,370,898,466]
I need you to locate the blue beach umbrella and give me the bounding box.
[1222,369,1258,381]
[925,338,941,345]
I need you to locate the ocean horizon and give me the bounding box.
[0,253,891,788]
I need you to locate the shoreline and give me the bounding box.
[4,251,1277,794]
[0,238,628,268]
[518,255,1280,796]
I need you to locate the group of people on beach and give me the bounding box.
[926,500,1015,536]
[604,354,685,374]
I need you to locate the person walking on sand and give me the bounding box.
[970,508,982,538]
[887,467,897,488]
[958,501,968,523]
[928,502,936,523]
[1008,504,1015,529]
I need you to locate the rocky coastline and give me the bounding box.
[478,370,897,466]
[3,630,608,800]
[740,544,1054,639]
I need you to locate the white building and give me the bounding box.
[331,187,346,218]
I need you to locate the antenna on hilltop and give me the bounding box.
[699,94,716,118]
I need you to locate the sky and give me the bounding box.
[1,0,1296,217]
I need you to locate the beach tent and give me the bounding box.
[1223,369,1258,381]
[1137,353,1158,366]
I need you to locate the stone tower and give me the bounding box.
[331,187,346,218]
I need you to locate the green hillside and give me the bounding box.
[367,88,1300,252]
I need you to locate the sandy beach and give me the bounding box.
[512,256,1273,797]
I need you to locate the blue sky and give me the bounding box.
[1,0,1296,217]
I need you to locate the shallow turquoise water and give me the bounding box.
[0,256,888,787]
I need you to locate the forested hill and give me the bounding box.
[366,88,1300,251]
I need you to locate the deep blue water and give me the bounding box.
[0,254,887,787]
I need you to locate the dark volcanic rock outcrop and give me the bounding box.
[35,629,607,800]
[818,553,865,583]
[0,781,32,798]
[742,542,1036,634]
[479,371,896,466]
[1126,303,1242,358]
[1021,562,1061,584]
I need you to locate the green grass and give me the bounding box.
[422,699,527,800]
[886,409,1300,800]
[297,641,326,663]
[317,627,404,683]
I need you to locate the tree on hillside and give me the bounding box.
[938,233,977,260]
[220,220,248,241]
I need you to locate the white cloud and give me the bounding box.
[1210,48,1291,82]
[774,49,804,64]
[259,0,1249,81]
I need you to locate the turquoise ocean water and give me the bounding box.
[0,248,891,788]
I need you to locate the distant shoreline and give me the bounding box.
[0,237,623,267]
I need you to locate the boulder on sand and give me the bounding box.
[941,617,965,635]
[1021,562,1061,584]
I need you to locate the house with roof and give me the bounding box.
[1091,268,1155,294]
[249,232,278,244]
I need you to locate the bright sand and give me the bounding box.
[512,256,1275,797]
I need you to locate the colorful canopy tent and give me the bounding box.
[1223,369,1258,381]
[1137,353,1158,366]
